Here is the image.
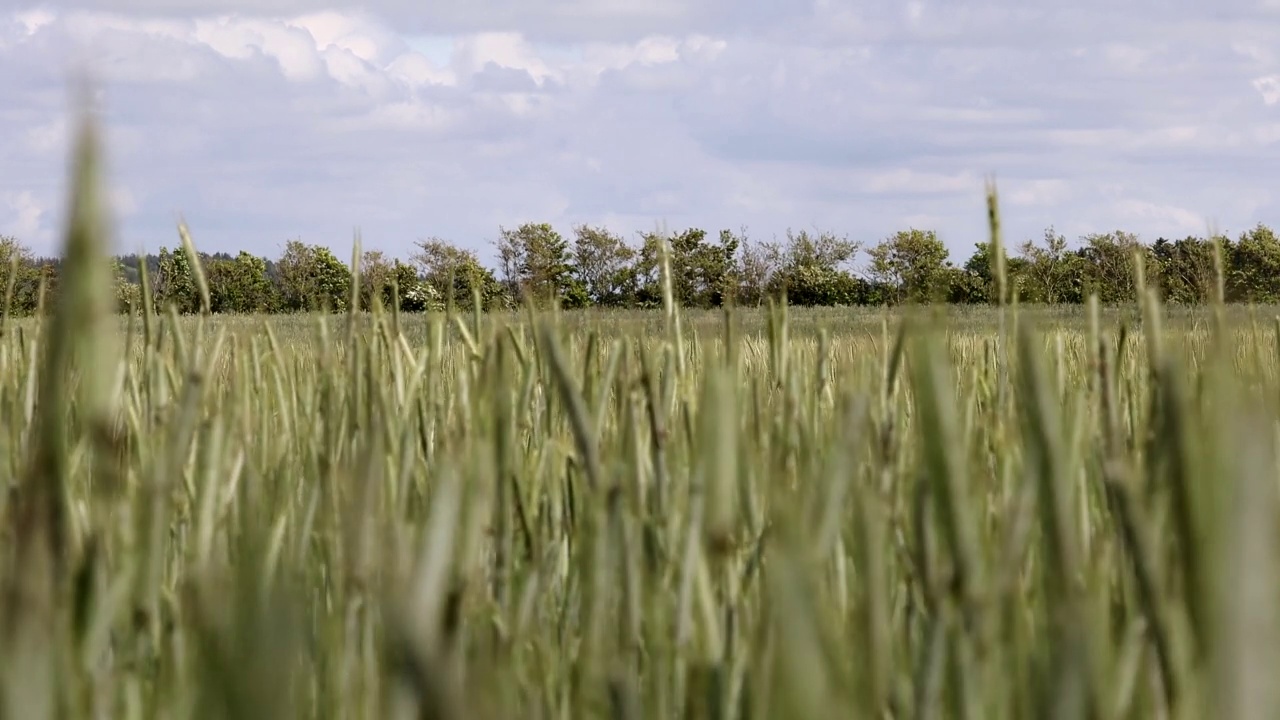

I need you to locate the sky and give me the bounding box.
[2,1,1279,268]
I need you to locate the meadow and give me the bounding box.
[4,118,1280,720]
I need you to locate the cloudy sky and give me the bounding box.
[2,1,1278,267]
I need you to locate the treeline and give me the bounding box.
[2,220,1280,315]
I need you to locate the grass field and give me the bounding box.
[4,117,1280,720]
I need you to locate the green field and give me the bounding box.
[5,118,1280,720]
[5,297,1280,719]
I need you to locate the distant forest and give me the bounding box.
[0,220,1276,315]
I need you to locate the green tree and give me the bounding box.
[274,240,352,313]
[390,260,441,312]
[0,235,43,316]
[734,234,778,307]
[1015,227,1083,304]
[635,228,739,308]
[496,222,580,307]
[867,229,951,304]
[959,241,1026,305]
[357,250,397,311]
[571,224,636,307]
[207,252,275,314]
[1153,236,1218,304]
[1227,224,1280,303]
[112,259,140,313]
[155,245,199,314]
[710,229,745,306]
[237,252,277,312]
[312,247,351,313]
[765,228,865,306]
[943,265,989,304]
[412,237,506,311]
[1075,231,1148,304]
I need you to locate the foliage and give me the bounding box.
[274,239,352,313]
[634,227,739,308]
[1225,224,1280,303]
[390,259,440,312]
[961,241,1022,304]
[207,252,276,314]
[356,250,395,312]
[735,235,776,307]
[111,259,139,313]
[1154,236,1217,304]
[0,235,42,316]
[943,265,990,304]
[412,237,506,311]
[571,224,637,307]
[867,228,951,304]
[1076,230,1149,303]
[1016,227,1084,304]
[12,220,1280,315]
[496,222,578,308]
[155,245,199,314]
[764,228,865,306]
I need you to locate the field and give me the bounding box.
[4,294,1280,719]
[5,120,1280,720]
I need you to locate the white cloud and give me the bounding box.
[1255,75,1280,105]
[1112,199,1206,238]
[861,169,980,195]
[21,0,773,43]
[1006,179,1072,207]
[385,52,454,87]
[193,16,327,81]
[453,32,563,84]
[1,2,1279,263]
[111,187,140,218]
[1,191,48,245]
[14,9,55,35]
[25,116,67,157]
[287,11,402,65]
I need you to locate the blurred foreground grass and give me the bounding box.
[2,114,1280,720]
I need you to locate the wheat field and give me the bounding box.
[3,113,1280,720]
